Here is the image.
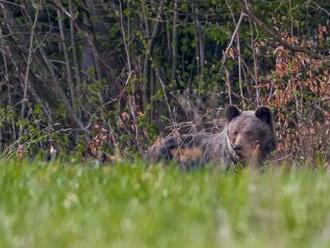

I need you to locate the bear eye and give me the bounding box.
[258,131,265,138]
[245,131,252,137]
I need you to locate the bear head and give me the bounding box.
[225,105,276,166]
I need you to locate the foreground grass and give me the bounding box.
[0,160,330,248]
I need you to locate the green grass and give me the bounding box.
[0,160,330,248]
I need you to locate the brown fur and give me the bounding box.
[170,147,204,164]
[145,105,276,168]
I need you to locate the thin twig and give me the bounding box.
[218,12,246,75]
[212,12,245,132]
[233,0,330,61]
[155,69,177,131]
[310,0,330,16]
[119,0,132,73]
[0,0,24,8]
[20,4,40,135]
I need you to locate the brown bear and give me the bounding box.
[145,105,276,168]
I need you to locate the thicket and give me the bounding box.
[0,0,329,162]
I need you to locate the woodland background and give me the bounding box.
[0,0,329,162]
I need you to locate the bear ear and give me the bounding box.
[255,106,273,126]
[225,105,241,122]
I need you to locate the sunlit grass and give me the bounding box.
[0,159,329,247]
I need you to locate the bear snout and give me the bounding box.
[233,144,243,152]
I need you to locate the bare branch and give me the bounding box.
[233,0,330,61]
[20,4,40,130]
[218,12,246,74]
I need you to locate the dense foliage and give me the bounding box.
[0,0,329,161]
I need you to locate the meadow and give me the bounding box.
[0,160,330,248]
